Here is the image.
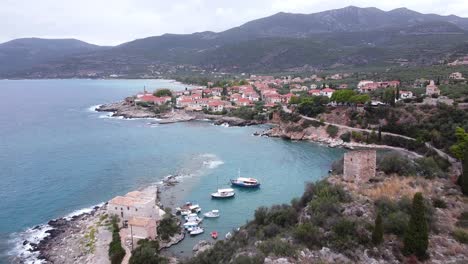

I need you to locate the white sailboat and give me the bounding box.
[211,174,235,198]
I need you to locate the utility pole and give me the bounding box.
[130,224,134,251]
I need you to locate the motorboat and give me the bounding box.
[190,227,204,236]
[183,221,199,231]
[211,231,218,239]
[176,202,201,215]
[230,177,260,188]
[230,169,260,188]
[203,210,220,218]
[211,188,235,199]
[225,232,232,239]
[185,214,203,223]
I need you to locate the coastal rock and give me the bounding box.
[192,240,213,255]
[212,116,261,127]
[97,100,158,118]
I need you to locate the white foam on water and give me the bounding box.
[200,153,225,169]
[9,203,103,263]
[87,104,102,112]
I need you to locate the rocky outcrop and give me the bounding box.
[96,100,158,118]
[192,240,213,256]
[211,116,263,127]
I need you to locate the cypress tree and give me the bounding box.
[378,126,382,142]
[462,148,468,195]
[372,212,384,245]
[403,192,429,260]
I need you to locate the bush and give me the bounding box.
[330,218,360,250]
[294,223,321,248]
[432,198,447,209]
[257,238,297,257]
[153,89,172,97]
[452,228,468,244]
[456,212,468,228]
[340,132,351,143]
[375,197,410,236]
[377,152,416,176]
[326,125,339,138]
[415,157,445,178]
[232,254,264,264]
[129,239,167,264]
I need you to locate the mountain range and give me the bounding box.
[2,6,468,78]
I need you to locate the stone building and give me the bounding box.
[425,80,441,96]
[343,150,376,182]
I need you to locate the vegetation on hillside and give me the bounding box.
[108,216,125,264]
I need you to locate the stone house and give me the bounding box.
[425,80,441,96]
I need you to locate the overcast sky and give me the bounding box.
[1,0,468,46]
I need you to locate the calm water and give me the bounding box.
[0,79,344,263]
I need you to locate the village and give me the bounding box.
[129,70,466,116]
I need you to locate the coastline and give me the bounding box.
[12,178,186,264]
[94,101,264,127]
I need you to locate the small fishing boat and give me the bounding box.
[176,202,201,215]
[225,232,232,239]
[211,188,235,199]
[190,227,204,236]
[203,210,220,218]
[211,231,218,239]
[230,169,260,188]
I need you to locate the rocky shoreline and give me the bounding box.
[94,100,263,127]
[17,177,188,264]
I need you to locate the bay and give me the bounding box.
[0,79,344,263]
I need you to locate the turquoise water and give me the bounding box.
[0,80,345,263]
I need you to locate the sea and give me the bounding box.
[0,79,345,263]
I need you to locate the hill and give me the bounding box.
[2,6,468,77]
[0,38,105,75]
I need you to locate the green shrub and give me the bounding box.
[257,238,297,257]
[415,157,445,178]
[340,132,351,142]
[377,152,416,176]
[456,212,468,228]
[432,198,447,209]
[293,222,321,248]
[232,254,264,264]
[452,228,468,244]
[326,125,339,138]
[129,239,167,264]
[108,216,125,264]
[330,218,359,250]
[153,89,172,97]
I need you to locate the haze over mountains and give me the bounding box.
[1,6,468,78]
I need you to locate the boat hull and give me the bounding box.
[230,180,261,188]
[211,193,235,199]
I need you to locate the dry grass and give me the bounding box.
[361,176,430,200]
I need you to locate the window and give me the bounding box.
[135,208,138,212]
[115,207,117,210]
[127,206,130,210]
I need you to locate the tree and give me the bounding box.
[153,89,172,97]
[330,89,356,103]
[383,89,396,106]
[450,127,468,160]
[108,217,125,264]
[403,193,429,260]
[378,126,382,142]
[461,147,468,195]
[372,212,384,245]
[396,86,400,100]
[129,240,168,264]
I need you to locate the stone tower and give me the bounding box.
[343,150,377,183]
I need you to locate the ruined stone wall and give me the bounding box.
[343,150,376,182]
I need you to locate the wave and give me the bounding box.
[9,203,103,264]
[87,104,102,112]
